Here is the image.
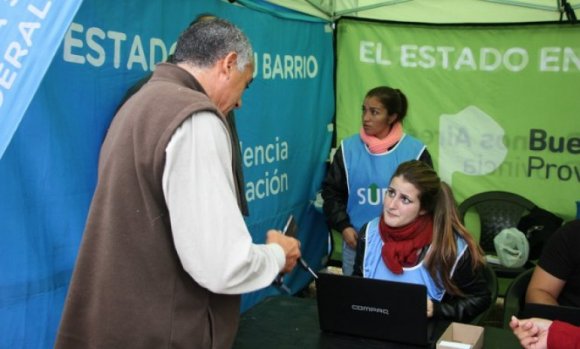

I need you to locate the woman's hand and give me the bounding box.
[342,227,358,249]
[510,316,551,349]
[426,298,434,318]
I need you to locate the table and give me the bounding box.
[234,296,522,349]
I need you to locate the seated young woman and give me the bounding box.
[353,160,491,323]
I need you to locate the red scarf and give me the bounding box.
[359,122,403,154]
[378,214,433,274]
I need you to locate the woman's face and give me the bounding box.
[361,96,397,139]
[383,175,425,228]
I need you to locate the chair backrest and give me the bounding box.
[471,263,499,325]
[502,268,534,329]
[458,191,535,253]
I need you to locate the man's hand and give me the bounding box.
[342,227,358,249]
[267,230,301,274]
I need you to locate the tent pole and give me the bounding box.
[481,0,560,11]
[305,0,332,17]
[334,0,412,17]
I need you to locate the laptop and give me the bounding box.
[520,303,580,326]
[315,271,430,346]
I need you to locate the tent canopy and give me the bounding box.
[257,0,579,22]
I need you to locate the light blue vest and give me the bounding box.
[342,134,426,232]
[362,217,468,301]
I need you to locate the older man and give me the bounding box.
[55,18,301,349]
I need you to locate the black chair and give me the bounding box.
[502,268,534,329]
[458,191,536,279]
[471,263,499,326]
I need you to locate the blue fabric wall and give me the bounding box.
[0,0,334,347]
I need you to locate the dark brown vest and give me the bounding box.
[56,64,240,349]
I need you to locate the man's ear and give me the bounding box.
[222,52,238,75]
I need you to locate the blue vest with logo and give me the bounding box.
[342,134,425,232]
[362,217,468,301]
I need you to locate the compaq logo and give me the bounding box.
[351,304,390,315]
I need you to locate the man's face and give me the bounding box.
[219,62,254,115]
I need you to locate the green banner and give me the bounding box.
[336,19,580,221]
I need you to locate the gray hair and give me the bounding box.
[173,18,253,72]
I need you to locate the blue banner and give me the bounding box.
[0,0,334,347]
[0,0,83,159]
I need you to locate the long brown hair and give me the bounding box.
[392,160,485,296]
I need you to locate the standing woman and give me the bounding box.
[353,160,490,322]
[321,86,432,276]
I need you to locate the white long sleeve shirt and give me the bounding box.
[162,111,285,294]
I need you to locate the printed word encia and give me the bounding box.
[240,137,288,168]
